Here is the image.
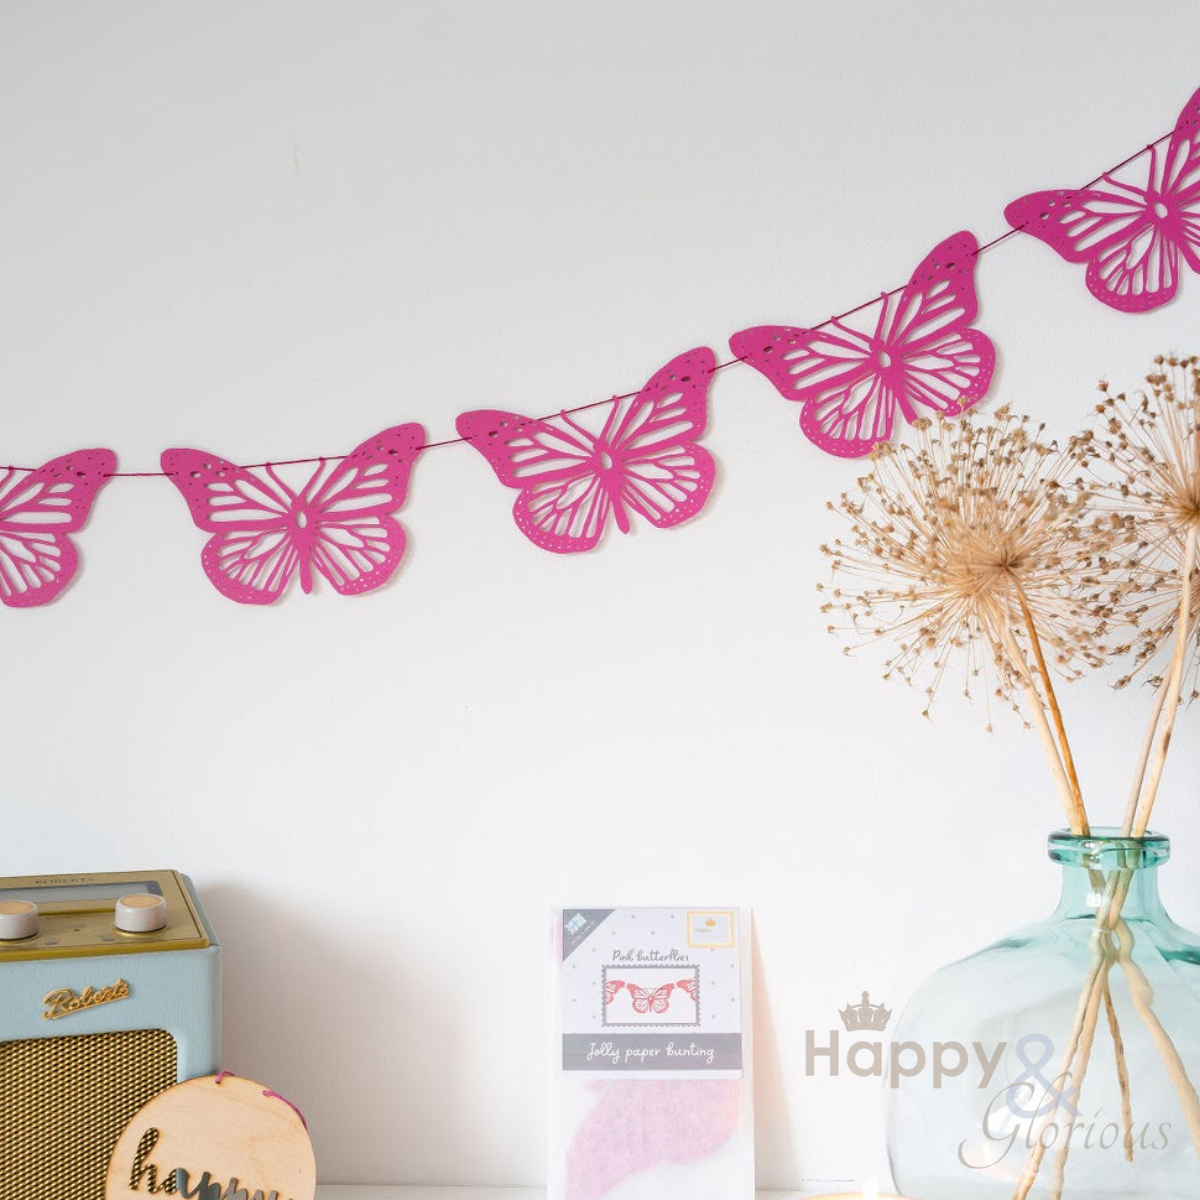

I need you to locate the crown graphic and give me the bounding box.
[840,990,892,1032]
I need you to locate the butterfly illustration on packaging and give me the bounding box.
[604,980,626,1005]
[456,348,716,553]
[1005,87,1200,313]
[0,449,115,608]
[674,978,698,1002]
[627,983,675,1015]
[162,425,424,605]
[730,231,995,458]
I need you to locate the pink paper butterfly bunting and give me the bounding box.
[457,348,717,553]
[730,231,995,458]
[1006,87,1200,312]
[566,1080,741,1200]
[162,425,424,604]
[0,449,115,608]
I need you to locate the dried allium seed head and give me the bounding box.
[823,409,1115,720]
[1080,355,1200,696]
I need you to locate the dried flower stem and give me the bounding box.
[1016,876,1200,1200]
[1120,674,1170,837]
[1048,959,1108,1200]
[1131,525,1199,836]
[1047,872,1137,1194]
[1116,919,1200,1162]
[1012,941,1107,1200]
[998,623,1087,834]
[1014,581,1089,833]
[1103,979,1135,1163]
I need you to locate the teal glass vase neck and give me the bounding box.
[1049,827,1170,923]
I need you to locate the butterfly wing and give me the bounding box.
[163,425,424,604]
[1162,86,1200,271]
[305,423,425,596]
[457,408,612,552]
[626,984,652,1015]
[1005,185,1180,312]
[732,232,994,457]
[648,983,674,1014]
[675,978,698,1001]
[457,348,716,553]
[604,347,716,532]
[604,980,625,1005]
[0,449,115,607]
[566,1080,742,1200]
[625,983,675,1015]
[162,448,300,604]
[1005,88,1200,311]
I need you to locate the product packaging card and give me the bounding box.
[549,907,754,1200]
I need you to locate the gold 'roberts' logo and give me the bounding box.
[43,978,131,1020]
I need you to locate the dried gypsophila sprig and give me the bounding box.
[819,407,1122,721]
[1080,355,1200,697]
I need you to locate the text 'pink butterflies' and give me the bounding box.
[1006,87,1200,312]
[730,231,995,458]
[162,425,424,604]
[0,449,115,608]
[456,348,716,553]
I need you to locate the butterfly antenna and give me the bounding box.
[558,409,600,445]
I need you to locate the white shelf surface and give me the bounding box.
[317,1188,851,1200]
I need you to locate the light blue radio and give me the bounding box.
[0,869,221,1200]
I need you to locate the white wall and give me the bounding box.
[3,0,1200,1187]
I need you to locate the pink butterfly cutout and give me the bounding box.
[730,231,995,458]
[1005,87,1200,313]
[604,980,626,1005]
[162,425,424,605]
[456,348,716,553]
[627,983,674,1015]
[566,1079,741,1200]
[0,449,115,608]
[674,977,698,1002]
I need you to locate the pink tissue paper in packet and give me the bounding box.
[550,908,754,1200]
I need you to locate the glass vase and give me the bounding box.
[887,829,1200,1199]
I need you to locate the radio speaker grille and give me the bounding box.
[0,1028,177,1200]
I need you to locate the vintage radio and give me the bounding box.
[0,870,221,1200]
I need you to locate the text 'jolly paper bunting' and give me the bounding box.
[0,449,116,607]
[456,348,717,553]
[1006,86,1200,312]
[730,232,995,459]
[162,424,424,604]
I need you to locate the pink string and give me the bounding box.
[263,1089,308,1130]
[212,1072,308,1129]
[0,130,1172,481]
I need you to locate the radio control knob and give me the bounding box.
[0,900,39,940]
[115,894,168,933]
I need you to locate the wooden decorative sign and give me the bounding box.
[105,1073,316,1200]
